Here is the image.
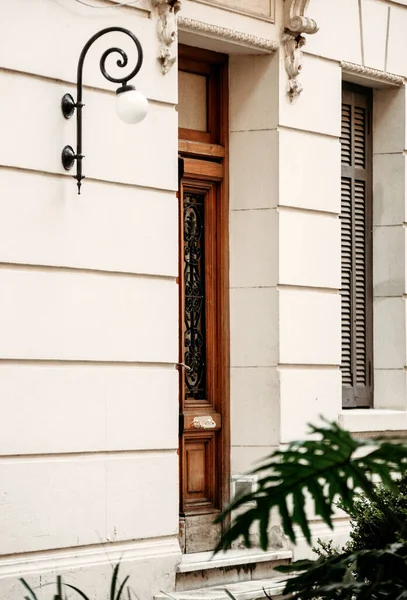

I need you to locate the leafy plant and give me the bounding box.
[20,563,133,600]
[341,473,407,552]
[216,420,407,599]
[312,537,340,558]
[277,543,407,600]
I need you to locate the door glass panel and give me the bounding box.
[183,191,206,400]
[178,71,208,132]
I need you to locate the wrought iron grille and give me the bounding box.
[183,191,206,400]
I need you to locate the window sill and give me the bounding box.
[339,409,407,433]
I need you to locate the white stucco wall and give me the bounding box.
[225,0,407,557]
[228,0,407,454]
[0,0,180,597]
[2,0,407,594]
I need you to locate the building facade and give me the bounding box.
[0,0,407,597]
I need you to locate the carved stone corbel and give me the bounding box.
[282,32,306,102]
[151,0,181,75]
[282,0,318,102]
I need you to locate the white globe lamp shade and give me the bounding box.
[116,85,148,124]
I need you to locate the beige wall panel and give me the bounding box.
[402,229,407,295]
[375,369,407,410]
[279,129,341,213]
[373,225,404,297]
[387,6,407,76]
[0,269,177,362]
[180,0,279,40]
[373,87,406,155]
[279,368,341,442]
[229,54,278,132]
[230,130,278,210]
[279,210,340,289]
[230,287,278,367]
[231,367,279,446]
[279,289,341,365]
[230,209,277,288]
[0,170,177,276]
[361,0,388,71]
[305,0,362,64]
[0,453,178,554]
[0,540,180,600]
[104,454,178,544]
[194,0,273,19]
[279,55,341,138]
[0,72,177,191]
[231,445,275,475]
[0,366,178,455]
[373,154,406,226]
[374,297,406,369]
[0,0,176,104]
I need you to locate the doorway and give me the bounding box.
[178,46,230,554]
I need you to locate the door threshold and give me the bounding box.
[177,548,292,573]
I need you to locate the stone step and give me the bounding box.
[174,549,292,592]
[155,576,288,600]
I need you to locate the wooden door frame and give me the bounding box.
[179,161,230,517]
[178,45,230,524]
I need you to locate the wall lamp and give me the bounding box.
[61,27,148,194]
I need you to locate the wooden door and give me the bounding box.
[178,46,229,554]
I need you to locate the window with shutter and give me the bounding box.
[340,84,373,408]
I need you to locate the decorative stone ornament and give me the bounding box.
[151,0,181,74]
[282,32,306,102]
[284,0,318,35]
[178,17,278,54]
[282,0,318,102]
[341,61,404,87]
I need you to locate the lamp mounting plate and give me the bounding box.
[61,93,75,119]
[62,145,76,171]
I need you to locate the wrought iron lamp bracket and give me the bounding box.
[61,27,144,194]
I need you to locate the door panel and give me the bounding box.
[179,173,224,552]
[184,434,215,507]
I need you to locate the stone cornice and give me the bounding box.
[177,16,278,53]
[341,61,405,86]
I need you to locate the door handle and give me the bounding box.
[176,362,192,372]
[193,416,216,429]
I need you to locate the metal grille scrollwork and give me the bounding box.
[183,192,206,400]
